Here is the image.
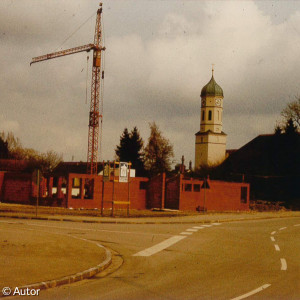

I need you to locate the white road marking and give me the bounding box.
[271,231,276,235]
[212,223,221,225]
[280,258,287,270]
[274,244,280,251]
[270,236,275,242]
[294,224,300,227]
[230,284,271,300]
[133,235,186,257]
[279,227,287,231]
[180,232,193,235]
[193,226,204,229]
[201,224,212,227]
[186,229,198,232]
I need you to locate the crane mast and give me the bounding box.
[30,3,105,175]
[88,4,103,175]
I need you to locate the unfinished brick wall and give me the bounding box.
[67,173,148,210]
[165,175,180,209]
[146,173,165,209]
[0,172,5,196]
[180,177,250,211]
[1,172,33,204]
[204,180,249,211]
[179,177,204,211]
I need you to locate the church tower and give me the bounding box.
[195,68,227,168]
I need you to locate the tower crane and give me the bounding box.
[31,3,105,175]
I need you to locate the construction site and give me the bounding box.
[0,3,250,214]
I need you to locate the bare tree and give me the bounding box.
[281,98,300,131]
[0,131,62,173]
[144,122,174,175]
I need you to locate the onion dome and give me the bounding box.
[200,72,223,98]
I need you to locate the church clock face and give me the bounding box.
[201,99,206,107]
[215,98,222,106]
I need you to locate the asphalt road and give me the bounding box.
[3,216,300,300]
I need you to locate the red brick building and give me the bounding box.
[0,160,249,212]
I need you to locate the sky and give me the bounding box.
[1,0,300,167]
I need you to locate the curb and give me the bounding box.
[1,244,112,298]
[0,213,299,225]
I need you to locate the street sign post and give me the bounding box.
[119,162,128,183]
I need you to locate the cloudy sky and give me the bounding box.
[1,0,300,166]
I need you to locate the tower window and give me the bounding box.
[202,110,205,121]
[208,110,212,121]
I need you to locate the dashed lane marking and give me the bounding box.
[133,235,186,257]
[294,224,300,227]
[274,244,280,251]
[270,236,275,242]
[271,231,276,235]
[133,223,222,257]
[279,227,287,231]
[180,232,193,235]
[212,223,221,225]
[230,284,271,300]
[280,258,287,270]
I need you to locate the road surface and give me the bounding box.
[2,216,300,300]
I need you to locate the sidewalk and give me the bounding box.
[0,222,110,295]
[1,203,300,224]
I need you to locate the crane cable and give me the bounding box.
[85,55,89,104]
[99,16,105,162]
[54,11,97,52]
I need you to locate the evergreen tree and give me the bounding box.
[0,137,9,159]
[129,127,145,175]
[115,128,131,161]
[274,125,282,135]
[144,122,174,176]
[115,127,145,176]
[284,118,298,135]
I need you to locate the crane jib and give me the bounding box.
[30,2,105,175]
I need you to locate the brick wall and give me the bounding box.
[0,171,5,197]
[1,172,33,204]
[67,173,148,210]
[180,177,250,211]
[179,177,204,211]
[165,175,180,209]
[0,159,28,172]
[0,170,250,212]
[146,174,165,209]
